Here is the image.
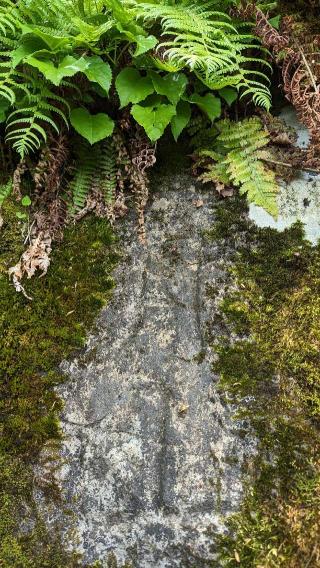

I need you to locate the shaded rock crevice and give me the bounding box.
[57,174,255,567]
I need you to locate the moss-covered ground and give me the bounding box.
[209,198,320,567]
[0,199,120,567]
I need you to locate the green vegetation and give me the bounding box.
[0,0,271,156]
[0,0,319,565]
[0,199,119,567]
[193,117,280,218]
[209,199,320,567]
[0,0,275,221]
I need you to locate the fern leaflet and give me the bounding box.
[130,0,272,108]
[99,139,117,204]
[196,117,279,217]
[0,180,11,206]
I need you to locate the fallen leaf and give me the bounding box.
[66,310,75,316]
[216,181,234,197]
[178,403,189,415]
[9,231,52,298]
[193,199,204,208]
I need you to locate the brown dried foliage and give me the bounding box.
[9,232,52,300]
[254,8,320,166]
[9,122,156,295]
[118,115,156,243]
[230,0,257,21]
[12,160,27,200]
[9,135,69,296]
[33,133,69,198]
[32,133,69,238]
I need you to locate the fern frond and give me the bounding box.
[0,0,20,36]
[69,138,118,214]
[196,118,279,217]
[132,0,271,108]
[0,179,11,206]
[99,139,117,204]
[69,142,101,213]
[5,83,68,157]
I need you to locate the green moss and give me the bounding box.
[193,350,206,364]
[0,199,120,567]
[209,198,320,567]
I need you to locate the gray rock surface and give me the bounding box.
[58,172,255,567]
[249,106,320,244]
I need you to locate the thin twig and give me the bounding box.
[262,157,320,174]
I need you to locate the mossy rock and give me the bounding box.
[0,200,120,567]
[210,198,320,567]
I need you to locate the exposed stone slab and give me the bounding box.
[249,106,320,244]
[58,173,255,567]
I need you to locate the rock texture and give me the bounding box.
[249,106,320,244]
[58,172,255,567]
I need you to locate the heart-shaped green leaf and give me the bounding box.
[26,55,88,86]
[70,108,114,144]
[115,67,154,108]
[131,101,176,142]
[12,34,47,68]
[134,35,158,57]
[21,25,71,52]
[188,93,221,121]
[219,87,238,106]
[150,71,188,105]
[83,56,112,94]
[171,100,191,141]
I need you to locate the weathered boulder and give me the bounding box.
[58,172,255,567]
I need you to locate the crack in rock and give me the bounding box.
[55,173,256,567]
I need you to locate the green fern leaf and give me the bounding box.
[5,81,68,157]
[69,141,101,213]
[99,139,117,204]
[196,117,279,217]
[131,0,271,108]
[0,179,11,206]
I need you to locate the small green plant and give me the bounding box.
[194,117,280,217]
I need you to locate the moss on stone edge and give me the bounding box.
[209,198,320,567]
[0,199,120,567]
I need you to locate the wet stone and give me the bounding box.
[57,173,256,567]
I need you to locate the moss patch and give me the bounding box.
[0,200,120,567]
[209,198,320,567]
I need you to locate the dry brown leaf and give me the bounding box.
[9,231,52,299]
[216,181,234,197]
[178,403,189,415]
[234,550,241,563]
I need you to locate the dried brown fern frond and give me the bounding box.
[230,0,257,21]
[116,116,156,243]
[12,160,27,200]
[255,9,290,52]
[34,198,67,241]
[127,126,156,243]
[254,8,320,167]
[33,133,69,199]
